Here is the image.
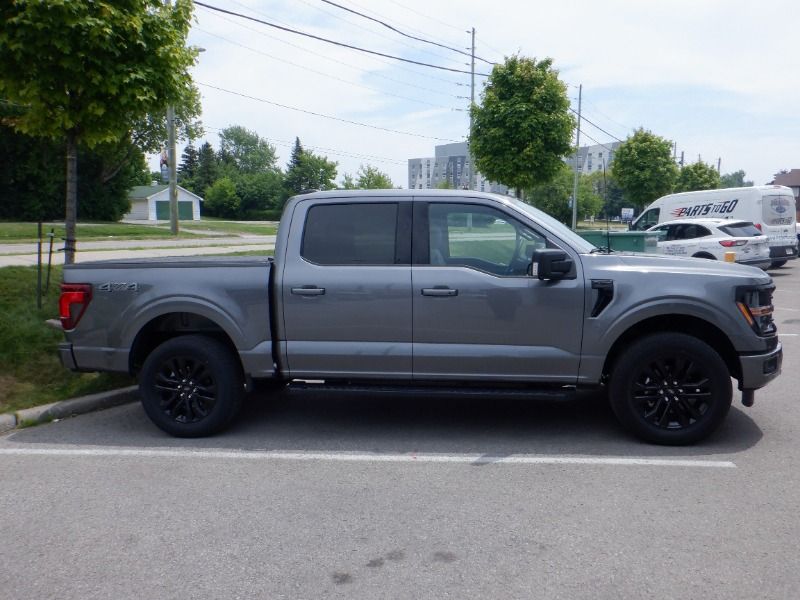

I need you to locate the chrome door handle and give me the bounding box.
[291,286,326,296]
[421,287,458,297]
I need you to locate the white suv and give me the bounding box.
[647,218,771,269]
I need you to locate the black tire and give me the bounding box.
[609,333,732,445]
[769,260,787,269]
[139,335,244,437]
[692,253,716,260]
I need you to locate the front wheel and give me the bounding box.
[139,335,244,437]
[609,333,732,445]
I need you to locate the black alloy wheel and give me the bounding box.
[609,333,732,445]
[139,335,244,437]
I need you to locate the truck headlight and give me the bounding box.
[736,285,776,336]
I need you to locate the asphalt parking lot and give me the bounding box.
[1,262,798,600]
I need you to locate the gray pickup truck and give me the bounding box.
[58,190,783,444]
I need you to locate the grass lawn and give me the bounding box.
[0,266,133,414]
[182,219,278,236]
[0,221,209,243]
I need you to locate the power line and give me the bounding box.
[194,27,464,111]
[577,129,616,153]
[194,2,490,77]
[293,0,465,68]
[383,0,468,36]
[197,82,461,142]
[318,0,496,65]
[199,10,467,94]
[570,107,624,142]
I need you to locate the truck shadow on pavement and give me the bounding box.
[7,386,762,457]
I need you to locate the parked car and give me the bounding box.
[629,185,798,268]
[646,218,771,269]
[58,190,783,445]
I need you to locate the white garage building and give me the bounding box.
[125,184,202,221]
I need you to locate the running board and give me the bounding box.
[287,381,577,401]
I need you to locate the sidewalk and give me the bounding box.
[0,238,276,267]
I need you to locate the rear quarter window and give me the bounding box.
[718,223,762,237]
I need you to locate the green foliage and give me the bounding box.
[178,143,199,188]
[470,56,575,192]
[611,128,678,208]
[204,177,240,218]
[356,164,394,189]
[284,138,337,198]
[0,266,132,413]
[675,161,721,193]
[719,170,753,188]
[340,173,357,189]
[192,142,219,197]
[436,180,454,189]
[218,126,278,174]
[0,0,199,260]
[235,171,284,216]
[0,115,147,221]
[0,0,198,146]
[525,164,603,223]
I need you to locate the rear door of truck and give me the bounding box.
[280,197,413,379]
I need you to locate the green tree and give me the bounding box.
[719,169,753,188]
[234,171,284,217]
[339,173,357,189]
[355,164,394,189]
[470,56,575,195]
[675,161,721,193]
[525,164,602,224]
[192,142,219,197]
[178,143,199,189]
[284,138,337,197]
[217,126,278,175]
[204,177,240,218]
[0,0,198,262]
[0,106,148,221]
[436,180,454,189]
[611,128,678,209]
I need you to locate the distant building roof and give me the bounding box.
[129,184,168,199]
[772,169,800,187]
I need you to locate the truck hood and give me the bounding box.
[582,252,771,286]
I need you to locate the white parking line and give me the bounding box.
[0,447,736,468]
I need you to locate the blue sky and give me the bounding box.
[154,0,799,188]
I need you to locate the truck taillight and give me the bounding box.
[59,283,92,331]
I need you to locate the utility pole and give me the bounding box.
[469,27,475,191]
[680,151,685,167]
[717,157,721,173]
[167,104,178,235]
[165,0,179,235]
[571,83,582,230]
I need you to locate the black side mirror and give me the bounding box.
[531,249,573,280]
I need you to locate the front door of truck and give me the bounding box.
[281,199,413,379]
[411,201,584,383]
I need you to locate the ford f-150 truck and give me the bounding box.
[58,190,783,444]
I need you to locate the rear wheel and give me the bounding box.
[692,252,716,260]
[139,335,244,437]
[769,260,787,269]
[609,333,732,445]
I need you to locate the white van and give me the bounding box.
[630,185,798,267]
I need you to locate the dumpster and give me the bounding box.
[578,230,664,253]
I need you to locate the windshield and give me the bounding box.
[504,196,597,253]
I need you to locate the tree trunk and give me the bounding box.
[64,130,78,265]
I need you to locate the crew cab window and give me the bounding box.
[302,203,398,265]
[427,203,545,276]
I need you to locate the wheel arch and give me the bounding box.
[129,312,241,376]
[692,252,716,260]
[602,315,741,383]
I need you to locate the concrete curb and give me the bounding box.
[0,386,140,433]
